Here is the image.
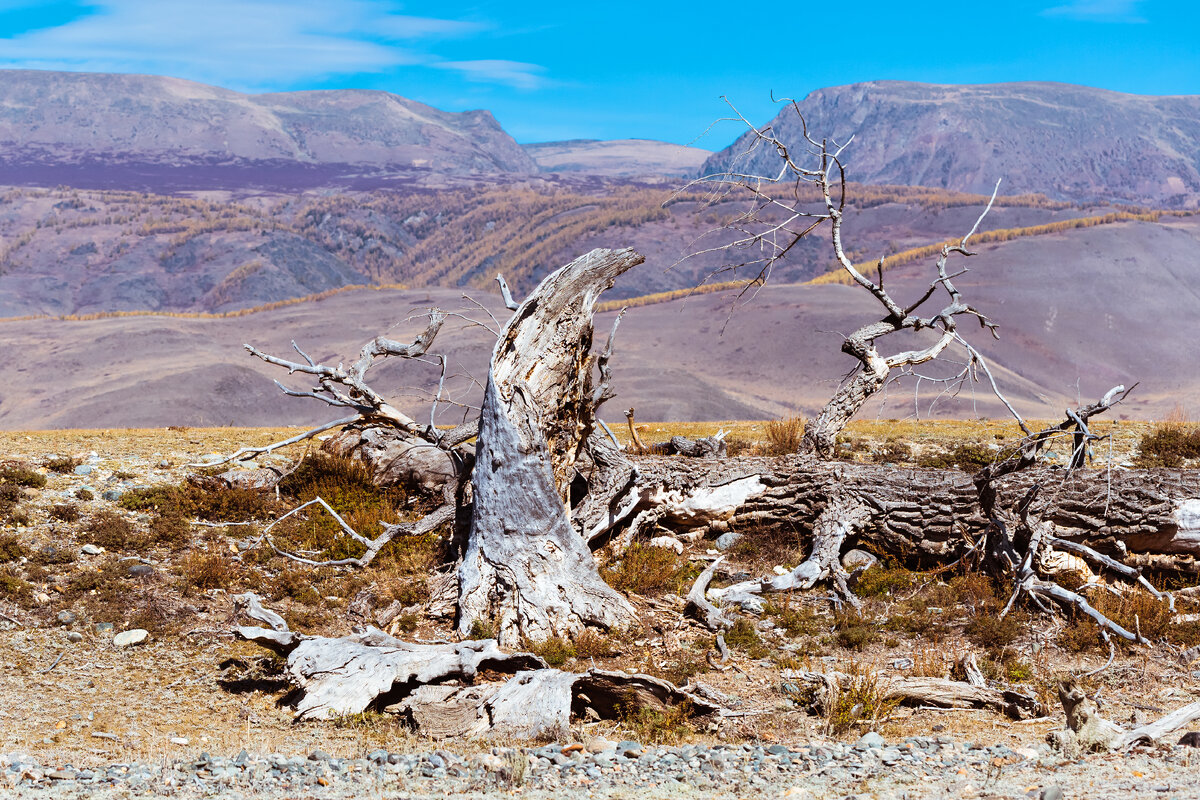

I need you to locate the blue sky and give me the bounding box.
[0,0,1195,147]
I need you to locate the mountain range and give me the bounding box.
[1,70,1198,425]
[704,81,1200,208]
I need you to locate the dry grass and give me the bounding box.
[602,543,696,596]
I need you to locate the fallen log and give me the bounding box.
[233,593,717,737]
[782,668,1045,720]
[1050,676,1200,752]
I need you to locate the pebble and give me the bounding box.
[55,611,77,626]
[856,732,886,749]
[81,544,103,556]
[73,465,93,476]
[113,629,149,648]
[127,564,153,578]
[0,736,1189,797]
[101,489,125,501]
[66,632,83,643]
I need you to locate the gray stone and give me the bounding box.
[67,632,83,643]
[856,731,886,749]
[94,622,114,634]
[101,489,125,501]
[56,610,77,626]
[73,465,93,476]
[714,532,743,552]
[81,544,102,556]
[127,564,153,578]
[1041,787,1063,800]
[842,549,878,571]
[113,629,148,648]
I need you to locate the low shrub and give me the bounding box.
[45,455,81,474]
[1134,423,1200,468]
[854,565,917,598]
[83,511,143,551]
[0,463,45,489]
[525,636,575,667]
[602,544,693,596]
[0,534,28,563]
[827,665,899,736]
[764,416,804,455]
[870,438,914,464]
[916,443,996,471]
[176,550,235,595]
[834,612,879,651]
[964,614,1022,650]
[620,702,694,745]
[50,504,80,522]
[724,618,769,658]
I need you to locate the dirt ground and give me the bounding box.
[0,422,1196,785]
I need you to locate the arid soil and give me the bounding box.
[0,426,1199,799]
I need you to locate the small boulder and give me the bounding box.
[113,629,149,648]
[714,531,743,552]
[856,731,885,748]
[55,610,77,626]
[81,544,103,556]
[841,549,878,572]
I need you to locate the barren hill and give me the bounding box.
[704,81,1200,207]
[3,215,1198,429]
[0,69,535,189]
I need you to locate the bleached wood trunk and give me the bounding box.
[457,248,644,645]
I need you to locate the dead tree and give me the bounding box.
[693,99,1003,457]
[457,248,643,644]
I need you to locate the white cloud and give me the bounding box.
[1042,0,1146,22]
[0,0,512,91]
[436,59,547,90]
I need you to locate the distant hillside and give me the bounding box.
[523,139,710,177]
[5,214,1200,428]
[0,183,1116,315]
[703,81,1200,207]
[0,69,535,189]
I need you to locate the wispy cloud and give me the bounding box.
[437,59,548,90]
[0,0,531,91]
[1042,0,1146,22]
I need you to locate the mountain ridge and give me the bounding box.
[702,80,1200,207]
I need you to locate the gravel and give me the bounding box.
[3,736,1200,799]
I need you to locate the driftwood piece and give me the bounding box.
[685,556,735,631]
[458,249,643,645]
[235,621,545,721]
[784,669,1044,720]
[322,423,466,497]
[1051,676,1200,752]
[233,595,717,737]
[394,668,720,739]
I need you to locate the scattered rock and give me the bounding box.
[856,731,885,749]
[127,564,153,578]
[81,544,103,555]
[585,736,616,753]
[113,629,149,648]
[66,632,83,643]
[841,549,878,571]
[1177,731,1200,747]
[94,622,114,634]
[55,611,76,626]
[101,489,125,501]
[73,465,93,476]
[715,531,743,551]
[1040,787,1063,800]
[170,737,189,745]
[34,592,50,605]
